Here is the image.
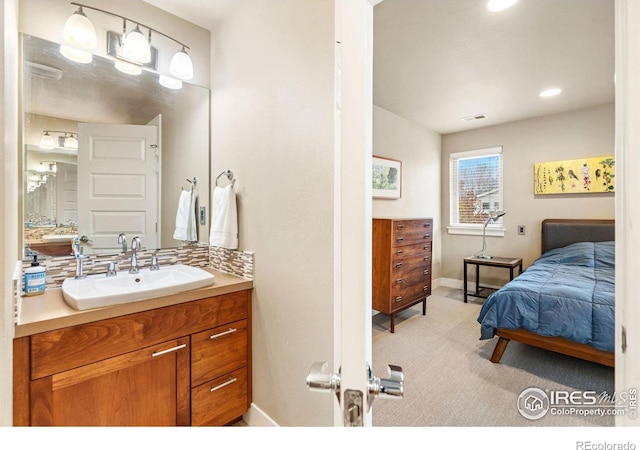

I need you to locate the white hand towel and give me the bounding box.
[173,189,198,242]
[209,184,238,249]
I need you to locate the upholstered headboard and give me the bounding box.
[541,219,615,254]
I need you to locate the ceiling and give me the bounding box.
[145,0,615,135]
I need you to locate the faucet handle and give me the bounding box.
[150,256,159,271]
[97,261,117,276]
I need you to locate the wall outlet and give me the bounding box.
[518,225,525,235]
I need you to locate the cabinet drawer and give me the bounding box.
[392,220,433,247]
[191,367,248,426]
[191,319,248,387]
[391,265,431,286]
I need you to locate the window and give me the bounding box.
[449,146,504,235]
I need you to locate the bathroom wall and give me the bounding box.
[210,0,336,426]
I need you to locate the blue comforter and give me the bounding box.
[477,241,615,352]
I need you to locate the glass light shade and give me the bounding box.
[64,135,78,149]
[169,48,194,80]
[159,75,182,90]
[121,26,151,64]
[115,59,143,76]
[60,45,93,64]
[39,132,55,149]
[62,9,97,50]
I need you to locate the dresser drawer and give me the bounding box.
[392,220,433,247]
[392,251,431,273]
[191,367,248,426]
[191,319,248,387]
[390,282,431,310]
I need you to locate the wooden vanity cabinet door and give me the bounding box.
[30,338,190,426]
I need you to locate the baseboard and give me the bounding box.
[243,403,279,427]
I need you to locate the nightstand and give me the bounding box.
[463,256,523,303]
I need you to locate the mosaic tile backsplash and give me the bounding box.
[21,244,254,291]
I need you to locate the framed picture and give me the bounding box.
[534,155,615,194]
[372,156,402,199]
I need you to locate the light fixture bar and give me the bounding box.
[70,2,190,51]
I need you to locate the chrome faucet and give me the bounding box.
[129,236,141,274]
[118,233,127,253]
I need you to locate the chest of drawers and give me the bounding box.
[372,218,433,332]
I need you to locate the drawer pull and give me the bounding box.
[210,328,238,340]
[424,245,429,250]
[423,286,429,291]
[395,296,403,303]
[424,223,431,228]
[396,237,404,242]
[424,234,431,239]
[396,279,404,284]
[423,269,429,275]
[424,256,430,261]
[397,224,405,230]
[395,263,403,269]
[151,343,186,358]
[210,377,238,393]
[396,250,404,255]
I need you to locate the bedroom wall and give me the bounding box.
[373,105,442,281]
[440,103,615,286]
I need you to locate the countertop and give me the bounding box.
[15,268,253,338]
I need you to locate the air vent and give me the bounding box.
[461,114,488,122]
[24,61,63,80]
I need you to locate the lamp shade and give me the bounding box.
[169,48,194,80]
[39,132,55,149]
[121,25,151,64]
[64,134,78,150]
[62,8,97,51]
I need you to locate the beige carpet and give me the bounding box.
[371,286,615,427]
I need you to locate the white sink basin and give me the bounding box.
[61,264,215,310]
[42,234,76,242]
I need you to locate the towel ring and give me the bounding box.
[216,170,235,186]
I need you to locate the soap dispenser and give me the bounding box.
[24,253,46,296]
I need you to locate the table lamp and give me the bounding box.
[478,210,507,259]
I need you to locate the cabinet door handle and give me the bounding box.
[395,296,403,303]
[210,377,238,392]
[395,263,403,269]
[151,343,187,358]
[210,328,237,340]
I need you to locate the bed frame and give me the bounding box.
[489,219,615,367]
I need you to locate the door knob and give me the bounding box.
[368,364,404,401]
[79,235,92,243]
[306,361,340,394]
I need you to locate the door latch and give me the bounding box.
[306,361,404,426]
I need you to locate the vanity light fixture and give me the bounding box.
[60,4,97,64]
[61,2,194,82]
[41,130,78,150]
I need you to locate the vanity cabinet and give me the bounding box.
[372,218,433,333]
[13,289,251,426]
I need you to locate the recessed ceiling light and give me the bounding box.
[487,0,519,12]
[539,88,562,98]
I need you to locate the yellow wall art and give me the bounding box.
[534,156,615,195]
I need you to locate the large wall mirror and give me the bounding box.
[21,33,211,257]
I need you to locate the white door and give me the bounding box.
[55,162,77,224]
[77,122,159,254]
[308,0,401,427]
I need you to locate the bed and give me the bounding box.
[477,219,615,367]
